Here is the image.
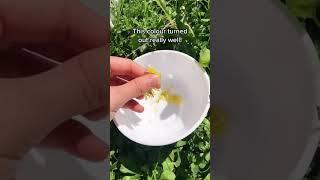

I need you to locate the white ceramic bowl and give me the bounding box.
[114,50,210,146]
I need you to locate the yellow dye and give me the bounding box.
[145,66,161,99]
[144,66,182,106]
[145,89,158,99]
[145,89,183,106]
[158,90,182,106]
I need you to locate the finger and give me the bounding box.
[110,74,160,111]
[110,75,137,86]
[110,80,124,86]
[19,47,107,126]
[19,44,77,62]
[137,95,144,100]
[0,47,63,77]
[0,0,106,51]
[83,106,107,121]
[40,120,108,162]
[110,79,122,86]
[0,47,108,157]
[123,99,144,113]
[0,50,51,78]
[116,75,134,81]
[110,76,134,86]
[110,56,146,77]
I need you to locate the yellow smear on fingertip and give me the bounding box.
[147,66,161,78]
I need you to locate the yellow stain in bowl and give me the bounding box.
[145,89,158,99]
[144,66,182,106]
[145,89,182,106]
[158,90,182,106]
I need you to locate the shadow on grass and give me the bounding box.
[110,122,175,175]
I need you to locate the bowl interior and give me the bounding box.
[114,50,210,146]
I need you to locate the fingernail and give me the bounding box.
[148,75,161,88]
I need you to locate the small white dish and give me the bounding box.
[114,50,210,146]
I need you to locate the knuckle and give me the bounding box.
[76,55,107,109]
[132,78,144,96]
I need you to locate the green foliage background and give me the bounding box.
[110,0,211,179]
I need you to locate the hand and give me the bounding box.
[110,57,160,120]
[0,0,107,178]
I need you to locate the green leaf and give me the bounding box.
[110,161,118,170]
[199,160,207,169]
[287,0,319,19]
[205,173,210,180]
[160,171,176,180]
[110,150,115,156]
[123,175,141,180]
[169,151,175,161]
[176,140,187,147]
[110,171,115,180]
[184,22,195,37]
[120,164,136,175]
[154,0,173,23]
[174,152,181,167]
[201,19,210,22]
[205,152,210,161]
[187,153,196,163]
[199,48,210,68]
[191,163,200,178]
[162,158,175,171]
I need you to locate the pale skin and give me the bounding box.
[110,57,161,120]
[0,0,159,179]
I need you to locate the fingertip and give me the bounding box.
[123,100,144,113]
[71,134,108,162]
[148,75,161,89]
[134,105,144,113]
[136,95,144,100]
[40,119,108,162]
[110,56,147,76]
[115,74,160,105]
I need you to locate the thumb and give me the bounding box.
[110,74,160,113]
[0,47,107,157]
[26,47,108,121]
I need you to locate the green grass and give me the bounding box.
[110,0,211,179]
[111,0,210,61]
